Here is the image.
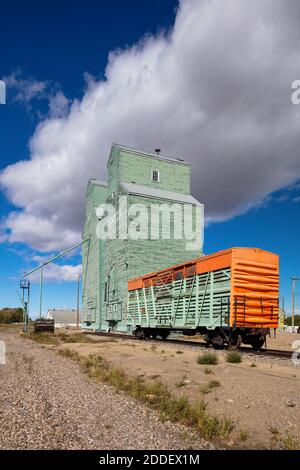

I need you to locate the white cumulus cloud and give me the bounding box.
[24,259,82,283]
[1,0,300,252]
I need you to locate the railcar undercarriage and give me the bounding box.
[132,326,270,350]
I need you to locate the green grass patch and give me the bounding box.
[197,352,218,365]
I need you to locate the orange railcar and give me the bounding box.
[127,248,279,349]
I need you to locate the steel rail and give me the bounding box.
[83,330,293,360]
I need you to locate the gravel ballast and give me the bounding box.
[0,328,213,450]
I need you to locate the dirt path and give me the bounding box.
[0,327,213,450]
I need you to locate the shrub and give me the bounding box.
[226,351,242,363]
[282,434,299,450]
[197,352,218,365]
[192,399,234,439]
[175,376,187,388]
[59,348,79,359]
[285,315,300,327]
[208,380,220,389]
[201,380,221,394]
[269,426,279,435]
[238,429,248,442]
[63,333,97,343]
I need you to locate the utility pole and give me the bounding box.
[20,280,30,333]
[39,266,43,319]
[76,274,80,330]
[291,277,299,328]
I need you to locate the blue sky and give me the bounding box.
[0,0,300,317]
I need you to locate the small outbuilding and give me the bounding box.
[46,309,82,328]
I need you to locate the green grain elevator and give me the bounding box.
[82,144,204,332]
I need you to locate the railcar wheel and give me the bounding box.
[211,335,224,349]
[151,332,158,339]
[203,334,210,347]
[228,334,242,350]
[250,336,265,350]
[136,329,146,340]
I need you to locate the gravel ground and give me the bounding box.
[0,328,214,450]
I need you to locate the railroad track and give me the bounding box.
[85,330,293,361]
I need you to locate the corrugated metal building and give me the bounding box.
[82,144,204,332]
[47,309,83,327]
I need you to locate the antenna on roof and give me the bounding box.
[155,148,161,155]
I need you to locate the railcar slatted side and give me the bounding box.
[127,268,231,329]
